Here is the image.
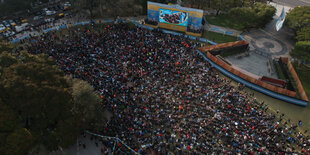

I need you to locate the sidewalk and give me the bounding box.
[205,24,243,36]
[50,134,112,155]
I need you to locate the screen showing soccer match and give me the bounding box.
[159,8,188,27]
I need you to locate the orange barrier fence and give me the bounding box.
[283,58,309,101]
[199,40,248,52]
[202,51,298,98]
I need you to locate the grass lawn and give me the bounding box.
[274,61,286,80]
[293,62,310,98]
[205,15,245,31]
[202,30,238,44]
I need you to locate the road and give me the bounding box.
[273,0,310,7]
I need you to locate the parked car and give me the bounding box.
[0,24,6,32]
[9,20,16,26]
[2,20,10,28]
[3,30,15,37]
[33,16,43,20]
[64,2,71,7]
[63,2,71,10]
[56,5,62,10]
[40,10,46,16]
[33,21,46,28]
[52,5,61,11]
[13,19,21,25]
[55,13,64,20]
[46,10,56,16]
[15,23,29,32]
[44,18,54,23]
[64,12,70,17]
[34,11,42,16]
[21,18,28,23]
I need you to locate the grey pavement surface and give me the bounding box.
[273,0,310,7]
[207,24,242,36]
[51,134,112,155]
[226,53,277,78]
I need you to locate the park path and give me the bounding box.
[204,24,242,36]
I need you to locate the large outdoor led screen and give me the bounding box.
[159,8,188,27]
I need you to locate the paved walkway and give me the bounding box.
[274,0,310,8]
[51,134,113,155]
[205,24,242,36]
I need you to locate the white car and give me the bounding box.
[46,10,56,16]
[9,20,16,26]
[64,2,71,7]
[33,16,43,20]
[0,24,6,32]
[15,23,29,32]
[2,20,10,28]
[3,31,15,37]
[44,18,54,23]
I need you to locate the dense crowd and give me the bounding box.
[145,19,158,26]
[26,22,310,154]
[187,25,202,34]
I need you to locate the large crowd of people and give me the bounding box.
[25,22,310,154]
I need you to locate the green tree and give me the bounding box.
[27,144,49,155]
[0,52,18,72]
[0,53,105,152]
[71,79,100,123]
[71,79,106,131]
[252,2,276,27]
[72,0,100,19]
[291,41,310,63]
[212,0,234,15]
[53,78,106,149]
[228,2,275,29]
[4,128,34,155]
[0,99,21,154]
[0,52,73,150]
[0,44,105,155]
[286,6,310,31]
[229,7,256,29]
[296,27,310,41]
[0,41,13,54]
[0,0,36,16]
[0,100,19,132]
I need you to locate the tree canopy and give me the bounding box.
[0,0,35,16]
[0,51,106,154]
[207,2,275,30]
[286,6,310,31]
[286,6,310,63]
[296,27,310,41]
